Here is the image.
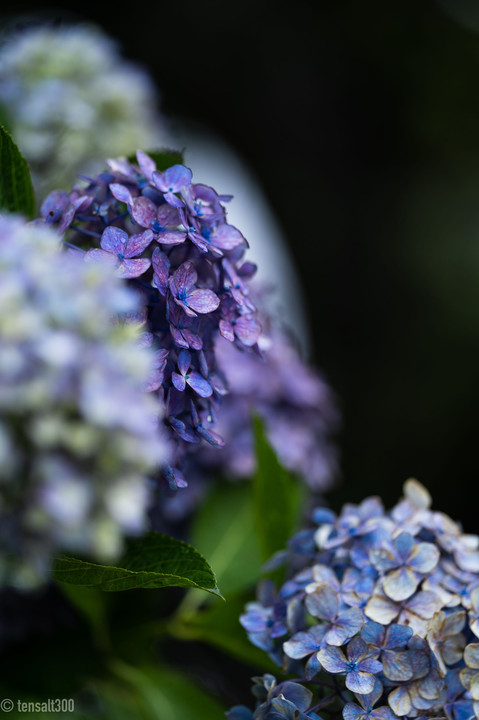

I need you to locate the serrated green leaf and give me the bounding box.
[0,124,35,218]
[252,415,303,563]
[52,532,221,596]
[128,147,184,171]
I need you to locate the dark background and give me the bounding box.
[2,0,479,529]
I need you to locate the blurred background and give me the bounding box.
[2,0,479,530]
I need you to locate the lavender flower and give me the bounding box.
[0,215,169,589]
[0,22,166,199]
[233,479,479,719]
[34,150,262,493]
[195,317,340,493]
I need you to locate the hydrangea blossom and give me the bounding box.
[0,215,168,589]
[0,22,165,198]
[232,479,479,718]
[34,151,263,493]
[195,320,340,492]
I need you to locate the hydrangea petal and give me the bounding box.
[383,566,420,602]
[100,225,127,255]
[345,670,376,695]
[187,289,220,314]
[408,542,440,574]
[125,230,154,257]
[185,371,213,398]
[117,257,151,278]
[317,646,347,673]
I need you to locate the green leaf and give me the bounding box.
[0,124,35,218]
[252,414,303,563]
[105,662,225,720]
[177,590,278,672]
[52,532,221,596]
[128,147,184,171]
[190,480,263,597]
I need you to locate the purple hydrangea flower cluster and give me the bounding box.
[35,151,263,492]
[195,322,340,492]
[232,479,479,719]
[0,215,168,589]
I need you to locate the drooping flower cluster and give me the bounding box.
[0,22,165,199]
[35,151,263,492]
[196,322,340,492]
[231,479,479,718]
[0,214,169,589]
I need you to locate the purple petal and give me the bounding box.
[327,608,364,646]
[347,637,368,663]
[343,703,364,720]
[358,657,383,675]
[136,150,157,180]
[85,248,117,266]
[186,371,213,398]
[154,165,193,193]
[164,191,185,208]
[152,248,170,295]
[305,584,338,622]
[172,261,197,294]
[157,230,187,245]
[157,203,180,227]
[172,371,186,392]
[177,350,191,375]
[381,650,413,682]
[284,629,325,660]
[219,319,235,342]
[100,225,128,255]
[187,288,220,314]
[345,671,376,695]
[211,223,245,250]
[130,196,157,228]
[109,183,133,204]
[234,314,262,346]
[317,646,347,674]
[168,417,199,443]
[124,230,154,257]
[384,623,413,648]
[361,621,384,647]
[196,424,225,447]
[170,325,189,348]
[117,258,151,278]
[280,682,312,713]
[304,652,322,680]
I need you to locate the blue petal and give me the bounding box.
[225,706,254,720]
[280,681,313,712]
[343,703,364,720]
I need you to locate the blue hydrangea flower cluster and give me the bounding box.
[231,480,479,719]
[35,152,262,492]
[0,215,169,589]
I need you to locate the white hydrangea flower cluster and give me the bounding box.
[0,22,167,198]
[0,214,169,589]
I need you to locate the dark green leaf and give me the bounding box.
[106,662,225,720]
[0,124,35,218]
[128,147,184,171]
[190,480,262,597]
[178,590,278,672]
[252,414,303,562]
[53,532,221,596]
